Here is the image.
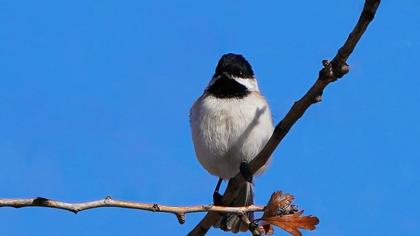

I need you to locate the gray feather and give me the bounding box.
[214,180,254,233]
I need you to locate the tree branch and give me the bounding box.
[188,0,381,235]
[0,1,380,235]
[0,196,264,224]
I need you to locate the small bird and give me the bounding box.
[190,53,274,233]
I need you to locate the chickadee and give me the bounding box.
[190,53,274,233]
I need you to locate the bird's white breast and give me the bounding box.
[190,92,274,179]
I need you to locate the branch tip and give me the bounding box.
[152,204,160,212]
[340,63,350,75]
[176,213,186,224]
[314,95,322,103]
[248,220,260,236]
[321,60,334,80]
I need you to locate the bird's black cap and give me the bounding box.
[214,53,254,78]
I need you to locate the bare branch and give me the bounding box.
[0,197,264,224]
[0,1,380,235]
[188,0,381,235]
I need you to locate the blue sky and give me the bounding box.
[1,0,419,235]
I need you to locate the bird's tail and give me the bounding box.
[214,180,254,233]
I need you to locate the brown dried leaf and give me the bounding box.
[263,191,297,218]
[263,211,319,236]
[260,191,319,236]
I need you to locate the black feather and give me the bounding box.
[214,53,254,78]
[207,74,250,99]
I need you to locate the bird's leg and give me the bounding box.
[240,162,253,183]
[213,178,223,206]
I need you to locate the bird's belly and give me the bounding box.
[190,93,274,179]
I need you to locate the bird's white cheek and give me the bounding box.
[232,77,260,92]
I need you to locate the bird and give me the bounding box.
[190,53,274,233]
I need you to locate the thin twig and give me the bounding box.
[188,0,381,235]
[0,197,264,224]
[239,214,261,236]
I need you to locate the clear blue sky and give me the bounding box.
[1,1,419,235]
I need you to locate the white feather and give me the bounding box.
[232,77,259,92]
[190,89,274,179]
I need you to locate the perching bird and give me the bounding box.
[190,53,274,233]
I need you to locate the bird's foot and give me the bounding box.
[240,162,253,183]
